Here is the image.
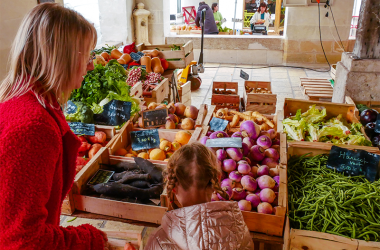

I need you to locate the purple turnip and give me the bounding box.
[250,145,265,162]
[260,188,276,203]
[211,192,220,201]
[257,165,270,177]
[221,178,236,189]
[267,129,277,140]
[241,175,257,191]
[246,194,260,208]
[272,138,280,146]
[222,159,237,172]
[240,120,261,139]
[231,132,244,139]
[243,137,255,148]
[200,136,209,145]
[242,157,252,165]
[226,148,243,161]
[210,131,229,139]
[251,166,258,178]
[229,171,243,182]
[238,200,252,211]
[273,176,280,192]
[241,143,250,156]
[237,160,248,165]
[258,175,276,189]
[206,131,212,136]
[235,182,243,189]
[216,149,227,161]
[257,135,272,149]
[258,202,273,214]
[264,148,280,161]
[269,167,280,177]
[231,188,247,201]
[238,163,251,175]
[254,189,261,196]
[261,157,278,169]
[217,186,232,201]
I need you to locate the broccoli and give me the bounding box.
[65,102,94,124]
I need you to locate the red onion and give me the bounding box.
[211,192,220,201]
[250,145,265,162]
[269,167,280,177]
[210,131,229,139]
[261,158,278,169]
[272,138,280,146]
[264,148,280,161]
[257,202,273,214]
[222,159,237,172]
[216,149,227,161]
[221,178,236,189]
[238,163,251,175]
[229,171,242,182]
[231,188,247,201]
[231,132,244,139]
[226,148,243,161]
[257,135,272,149]
[243,137,255,148]
[267,129,277,140]
[200,136,209,145]
[251,166,258,178]
[260,188,276,203]
[217,186,232,201]
[257,165,270,177]
[240,120,261,140]
[241,143,250,156]
[257,175,276,189]
[241,175,257,191]
[246,194,260,207]
[238,200,252,211]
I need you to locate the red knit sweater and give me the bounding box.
[0,91,104,250]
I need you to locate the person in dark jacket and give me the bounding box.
[195,1,219,34]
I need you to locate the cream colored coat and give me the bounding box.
[145,201,254,250]
[250,12,272,30]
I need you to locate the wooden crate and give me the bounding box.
[211,81,240,111]
[71,147,168,224]
[346,96,380,117]
[178,80,191,106]
[136,41,194,70]
[130,81,143,99]
[143,78,169,105]
[61,125,117,215]
[278,98,380,153]
[330,64,337,80]
[299,77,333,101]
[243,81,277,114]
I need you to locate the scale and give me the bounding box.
[252,24,267,35]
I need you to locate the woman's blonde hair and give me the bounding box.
[0,3,97,106]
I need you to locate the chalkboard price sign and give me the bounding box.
[87,170,115,186]
[93,100,131,126]
[240,70,249,80]
[375,114,380,133]
[66,100,77,114]
[130,129,160,151]
[210,117,229,132]
[142,108,168,128]
[327,145,380,182]
[206,138,242,148]
[69,122,95,136]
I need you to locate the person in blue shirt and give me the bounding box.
[250,3,272,34]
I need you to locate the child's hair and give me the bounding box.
[165,142,228,208]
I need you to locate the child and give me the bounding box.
[145,143,254,249]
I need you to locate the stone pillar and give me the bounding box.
[133,3,151,45]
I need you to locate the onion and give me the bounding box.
[240,120,261,140]
[251,166,258,178]
[269,167,280,177]
[246,194,260,208]
[222,159,237,172]
[231,132,244,139]
[250,145,265,162]
[221,178,236,189]
[211,192,220,201]
[260,188,276,203]
[272,138,280,146]
[200,136,209,145]
[261,158,278,168]
[257,202,273,214]
[258,175,276,189]
[243,137,255,148]
[257,165,270,177]
[217,186,232,201]
[264,148,280,161]
[231,188,247,201]
[216,149,227,161]
[256,135,272,149]
[238,200,252,211]
[241,175,257,191]
[226,148,243,161]
[229,171,242,182]
[210,131,229,139]
[238,163,251,175]
[241,143,250,156]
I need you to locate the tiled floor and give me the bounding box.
[191,63,331,110]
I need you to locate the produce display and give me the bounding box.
[126,66,166,98]
[283,105,371,146]
[357,104,380,148]
[91,157,164,201]
[245,86,272,94]
[288,154,380,242]
[135,102,199,130]
[113,130,192,161]
[201,120,281,214]
[218,26,232,33]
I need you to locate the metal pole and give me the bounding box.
[233,0,237,35]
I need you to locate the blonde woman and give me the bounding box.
[0,3,110,250]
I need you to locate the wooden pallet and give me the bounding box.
[299,78,333,101]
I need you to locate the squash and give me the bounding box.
[151,57,164,74]
[93,55,106,66]
[111,49,123,59]
[120,53,132,64]
[142,49,159,58]
[117,58,126,64]
[175,131,192,145]
[100,52,110,61]
[149,149,166,161]
[140,56,152,73]
[160,58,169,70]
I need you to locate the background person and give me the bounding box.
[212,3,223,31]
[195,1,219,34]
[250,2,272,34]
[145,143,254,249]
[0,3,109,250]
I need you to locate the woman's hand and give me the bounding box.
[215,21,220,24]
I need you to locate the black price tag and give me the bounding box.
[130,129,160,151]
[142,108,168,128]
[206,138,242,148]
[240,69,249,80]
[375,114,380,133]
[210,117,229,132]
[87,170,115,186]
[327,145,380,182]
[94,100,131,126]
[66,100,77,114]
[69,122,95,136]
